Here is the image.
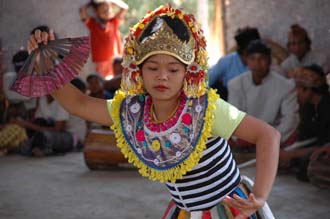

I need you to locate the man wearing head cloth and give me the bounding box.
[279,64,330,182]
[280,24,330,77]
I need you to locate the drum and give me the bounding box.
[83,129,128,170]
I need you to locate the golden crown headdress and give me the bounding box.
[121,4,208,98]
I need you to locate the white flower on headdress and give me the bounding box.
[170,133,181,144]
[130,103,141,114]
[187,62,201,74]
[137,148,142,154]
[176,151,182,158]
[195,104,202,113]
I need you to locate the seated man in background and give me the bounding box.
[208,27,260,100]
[1,50,36,156]
[2,50,36,120]
[228,40,299,147]
[86,73,113,99]
[14,78,88,156]
[280,24,330,77]
[280,64,330,181]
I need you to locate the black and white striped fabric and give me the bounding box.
[165,137,241,211]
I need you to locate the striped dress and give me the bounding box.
[165,137,241,211]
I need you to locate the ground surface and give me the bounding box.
[0,153,329,219]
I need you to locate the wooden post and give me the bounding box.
[209,0,226,63]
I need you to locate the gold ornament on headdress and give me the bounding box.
[134,20,195,65]
[120,4,208,98]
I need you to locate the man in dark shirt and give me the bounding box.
[295,64,330,145]
[280,64,330,181]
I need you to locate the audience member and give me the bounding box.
[279,64,330,181]
[280,24,330,77]
[104,56,122,95]
[208,27,260,100]
[2,50,36,120]
[86,73,113,99]
[79,0,128,78]
[14,91,86,157]
[228,40,299,146]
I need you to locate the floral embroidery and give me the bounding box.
[111,89,218,183]
[195,104,202,113]
[182,113,192,125]
[165,141,171,148]
[151,139,161,151]
[169,133,182,144]
[136,130,145,142]
[125,124,133,132]
[130,103,141,113]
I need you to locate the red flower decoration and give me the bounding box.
[182,113,192,125]
[136,130,145,142]
[129,63,137,69]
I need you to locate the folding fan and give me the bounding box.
[11,36,90,97]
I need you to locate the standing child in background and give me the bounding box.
[79,0,128,79]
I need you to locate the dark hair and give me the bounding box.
[30,25,50,35]
[139,16,190,43]
[288,24,311,49]
[30,25,57,39]
[246,39,271,57]
[234,27,260,54]
[71,77,86,92]
[90,0,107,9]
[113,56,123,65]
[86,73,103,82]
[12,50,29,72]
[303,64,329,95]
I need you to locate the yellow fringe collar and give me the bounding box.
[110,89,218,183]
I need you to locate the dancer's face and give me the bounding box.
[141,54,186,101]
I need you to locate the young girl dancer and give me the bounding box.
[28,4,279,219]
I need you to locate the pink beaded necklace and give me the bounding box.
[144,93,186,132]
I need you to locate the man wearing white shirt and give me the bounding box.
[2,50,36,119]
[228,40,299,144]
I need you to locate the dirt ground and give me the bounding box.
[0,153,329,219]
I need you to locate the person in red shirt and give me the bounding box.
[79,0,128,79]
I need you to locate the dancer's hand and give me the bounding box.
[223,193,264,219]
[27,29,55,53]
